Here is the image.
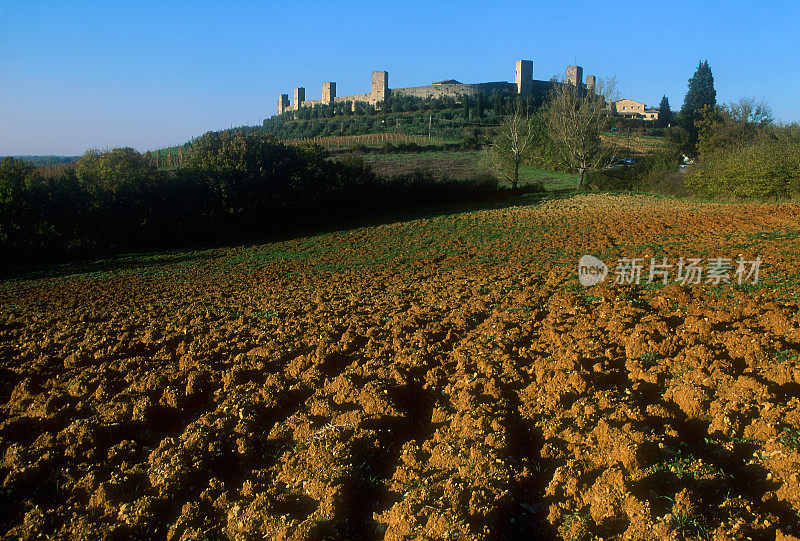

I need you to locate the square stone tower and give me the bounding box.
[566,65,583,87]
[515,60,533,97]
[293,87,305,110]
[585,75,596,94]
[322,82,336,103]
[277,94,290,115]
[371,71,388,104]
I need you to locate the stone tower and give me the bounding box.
[515,60,533,97]
[566,65,583,88]
[322,81,336,104]
[585,75,596,94]
[277,94,290,115]
[371,71,389,104]
[293,87,305,110]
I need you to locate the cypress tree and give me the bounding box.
[658,95,673,126]
[679,60,716,155]
[681,60,716,117]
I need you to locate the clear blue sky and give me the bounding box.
[1,0,798,156]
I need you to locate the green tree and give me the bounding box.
[0,157,37,245]
[658,95,673,127]
[74,147,158,246]
[686,99,799,199]
[76,147,153,192]
[696,97,774,157]
[186,130,323,220]
[679,60,716,156]
[681,60,716,115]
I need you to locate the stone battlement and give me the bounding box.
[276,60,594,115]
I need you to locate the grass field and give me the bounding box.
[600,131,669,155]
[364,150,579,190]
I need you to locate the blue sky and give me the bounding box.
[1,0,798,156]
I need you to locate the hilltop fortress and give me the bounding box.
[277,59,595,114]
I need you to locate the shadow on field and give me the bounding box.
[0,186,578,283]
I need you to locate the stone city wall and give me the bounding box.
[333,93,372,104]
[391,81,513,100]
[276,60,594,115]
[532,80,558,97]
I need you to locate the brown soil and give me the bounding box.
[2,193,800,540]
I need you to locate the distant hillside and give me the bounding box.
[260,92,513,142]
[7,155,79,167]
[143,90,669,166]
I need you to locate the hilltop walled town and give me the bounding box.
[277,59,660,121]
[277,60,593,114]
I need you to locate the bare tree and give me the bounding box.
[727,96,773,126]
[544,77,617,190]
[487,101,536,190]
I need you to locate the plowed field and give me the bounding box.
[3,193,800,540]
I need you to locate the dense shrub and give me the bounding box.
[686,132,800,198]
[586,150,683,194]
[685,101,799,199]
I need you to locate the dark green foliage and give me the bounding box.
[696,98,775,156]
[0,131,505,268]
[658,96,672,127]
[0,157,37,245]
[586,149,684,194]
[460,129,483,150]
[687,123,800,199]
[260,91,522,143]
[679,60,716,156]
[682,61,716,112]
[1,157,95,257]
[686,98,800,199]
[4,156,78,167]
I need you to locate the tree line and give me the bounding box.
[661,60,799,198]
[686,99,799,198]
[0,132,499,268]
[555,60,799,197]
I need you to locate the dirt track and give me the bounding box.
[3,193,800,540]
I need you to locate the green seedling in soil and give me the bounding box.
[639,352,660,368]
[672,510,710,540]
[618,291,650,308]
[261,309,280,319]
[561,510,590,541]
[668,367,690,386]
[730,436,754,446]
[778,427,800,451]
[292,439,310,453]
[401,477,427,496]
[652,447,694,478]
[773,350,798,364]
